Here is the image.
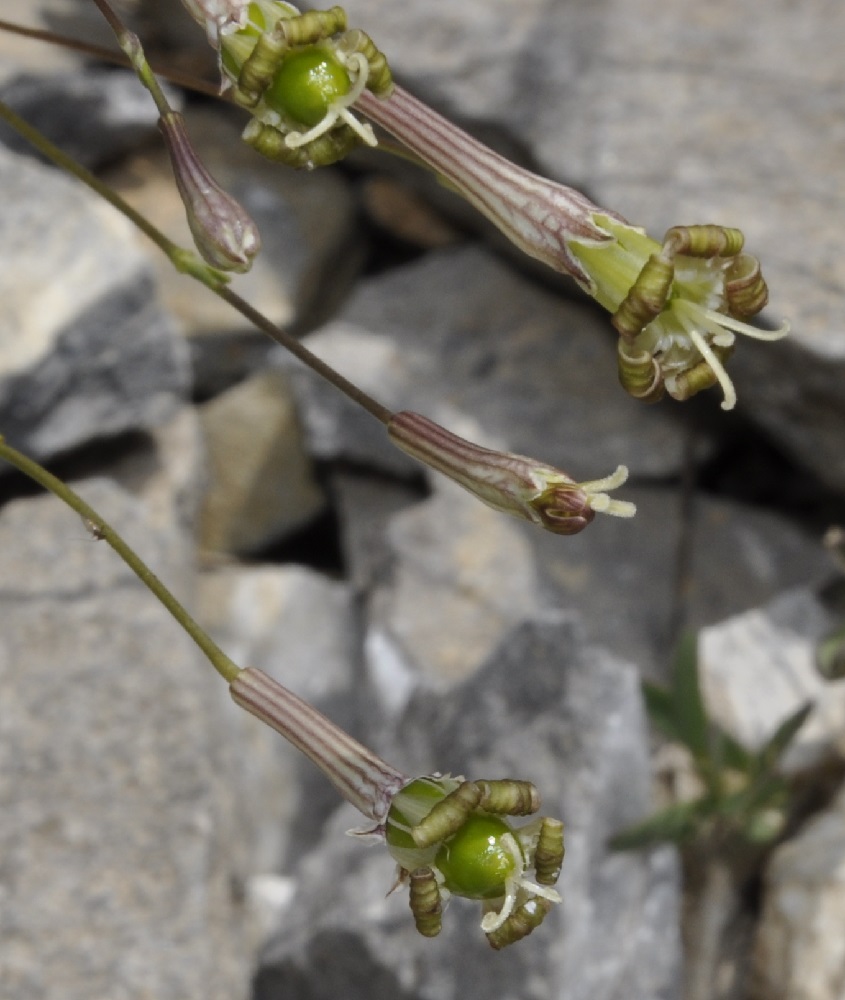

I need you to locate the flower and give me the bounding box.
[229,667,564,947]
[388,410,636,535]
[205,0,393,168]
[354,86,789,410]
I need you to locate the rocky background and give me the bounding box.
[1,1,844,999]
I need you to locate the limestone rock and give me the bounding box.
[197,368,326,556]
[752,780,845,1000]
[0,478,250,1000]
[0,146,189,463]
[699,589,845,773]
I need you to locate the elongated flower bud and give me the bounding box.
[159,111,261,272]
[387,410,635,535]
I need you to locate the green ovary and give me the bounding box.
[265,48,351,126]
[435,815,519,900]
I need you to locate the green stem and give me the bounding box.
[0,435,241,684]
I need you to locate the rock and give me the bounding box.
[0,477,250,1000]
[525,486,831,678]
[699,588,845,773]
[0,145,189,464]
[197,562,359,870]
[0,68,180,168]
[256,616,683,1000]
[752,780,845,1000]
[366,474,541,694]
[283,244,687,478]
[197,368,326,556]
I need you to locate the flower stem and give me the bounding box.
[0,435,241,684]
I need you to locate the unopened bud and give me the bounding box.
[159,111,261,272]
[387,410,635,535]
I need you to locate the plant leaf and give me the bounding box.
[671,632,709,762]
[608,799,709,850]
[641,681,682,742]
[753,702,813,775]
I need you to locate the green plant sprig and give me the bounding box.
[611,632,812,851]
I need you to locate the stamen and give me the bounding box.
[579,464,630,493]
[702,307,790,341]
[676,303,737,411]
[479,833,523,933]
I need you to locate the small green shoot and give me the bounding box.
[611,633,812,851]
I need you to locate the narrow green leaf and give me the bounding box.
[671,632,709,761]
[641,681,682,742]
[753,702,813,775]
[608,799,709,850]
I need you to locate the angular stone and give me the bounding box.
[699,589,845,773]
[0,69,179,168]
[257,616,683,1000]
[0,478,250,1000]
[752,781,845,1000]
[366,475,540,694]
[197,368,326,556]
[0,146,188,463]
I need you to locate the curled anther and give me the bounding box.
[408,867,443,938]
[486,897,553,950]
[725,252,769,318]
[664,224,744,258]
[277,5,346,46]
[617,341,665,402]
[336,28,394,96]
[235,29,289,107]
[411,781,482,849]
[611,251,674,339]
[533,818,565,886]
[476,780,541,817]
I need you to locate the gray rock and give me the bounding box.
[197,369,326,556]
[0,68,180,168]
[257,616,683,1000]
[366,475,541,695]
[699,588,845,773]
[525,485,831,679]
[0,146,189,464]
[751,780,845,1000]
[282,244,687,478]
[0,478,250,1000]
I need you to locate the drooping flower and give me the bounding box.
[354,86,789,411]
[230,667,565,947]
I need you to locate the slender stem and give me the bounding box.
[231,667,408,821]
[0,436,241,683]
[90,0,176,119]
[0,97,393,426]
[0,17,222,97]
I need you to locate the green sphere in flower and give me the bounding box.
[265,47,351,126]
[435,814,520,900]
